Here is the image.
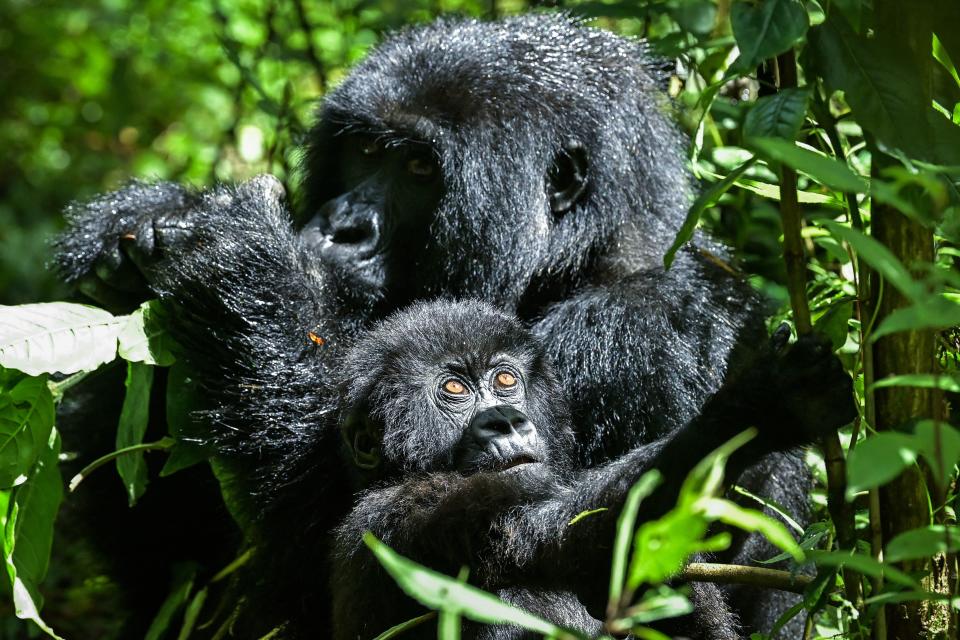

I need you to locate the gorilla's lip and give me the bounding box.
[497,454,540,472]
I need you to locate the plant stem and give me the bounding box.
[68,437,175,492]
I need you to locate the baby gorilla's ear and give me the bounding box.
[342,412,382,470]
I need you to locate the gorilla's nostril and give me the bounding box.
[330,225,373,245]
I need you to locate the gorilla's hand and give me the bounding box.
[55,181,202,311]
[767,328,858,445]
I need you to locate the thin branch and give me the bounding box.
[68,437,176,492]
[680,562,812,594]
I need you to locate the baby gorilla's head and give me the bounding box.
[338,300,575,482]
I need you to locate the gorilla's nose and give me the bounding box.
[304,195,381,259]
[470,406,534,439]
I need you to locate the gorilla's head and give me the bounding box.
[302,14,690,312]
[337,299,575,482]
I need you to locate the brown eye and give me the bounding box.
[495,371,517,388]
[406,155,436,178]
[443,379,467,395]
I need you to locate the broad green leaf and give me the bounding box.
[116,362,154,506]
[822,221,922,300]
[742,88,810,141]
[145,563,196,640]
[872,296,960,341]
[886,525,960,563]
[160,363,214,477]
[117,300,176,367]
[0,372,55,488]
[363,533,583,640]
[665,158,756,269]
[808,14,960,165]
[0,303,123,376]
[609,470,662,608]
[872,374,960,393]
[749,138,868,193]
[912,420,960,489]
[1,431,63,639]
[846,433,918,498]
[807,550,921,590]
[730,0,808,71]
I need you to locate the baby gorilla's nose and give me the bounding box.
[470,405,533,438]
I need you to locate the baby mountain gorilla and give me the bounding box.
[329,300,853,640]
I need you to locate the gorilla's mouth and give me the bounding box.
[497,455,540,471]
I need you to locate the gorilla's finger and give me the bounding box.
[93,248,149,294]
[771,322,791,352]
[77,274,143,312]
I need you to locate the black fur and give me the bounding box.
[53,14,848,638]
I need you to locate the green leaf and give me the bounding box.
[748,138,868,193]
[176,586,207,640]
[807,550,921,590]
[912,420,960,490]
[699,498,802,561]
[0,431,63,639]
[363,533,584,640]
[145,563,196,640]
[742,88,810,141]
[822,221,922,300]
[160,363,214,477]
[871,374,960,393]
[115,362,154,506]
[621,585,693,625]
[886,525,960,563]
[813,300,853,352]
[372,613,437,640]
[608,471,662,608]
[117,300,176,367]
[0,303,123,376]
[872,296,960,340]
[730,0,809,71]
[665,158,756,269]
[807,14,960,165]
[0,372,55,488]
[846,433,918,498]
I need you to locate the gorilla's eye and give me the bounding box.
[495,371,517,388]
[406,155,437,178]
[443,379,468,395]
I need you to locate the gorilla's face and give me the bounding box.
[301,132,445,306]
[338,300,575,481]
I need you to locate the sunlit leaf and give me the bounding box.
[0,431,63,639]
[822,221,922,300]
[749,138,868,193]
[912,420,960,489]
[117,301,176,367]
[886,525,960,563]
[0,303,123,376]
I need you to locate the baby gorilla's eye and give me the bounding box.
[406,155,437,178]
[495,371,517,388]
[443,379,468,395]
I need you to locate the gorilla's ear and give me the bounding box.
[342,412,382,470]
[548,139,589,215]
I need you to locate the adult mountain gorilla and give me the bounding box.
[56,13,830,637]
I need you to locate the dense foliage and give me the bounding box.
[1,0,959,638]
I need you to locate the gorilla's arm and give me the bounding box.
[55,177,356,495]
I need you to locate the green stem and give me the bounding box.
[68,436,176,492]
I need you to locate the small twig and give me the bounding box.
[680,562,813,594]
[69,437,176,492]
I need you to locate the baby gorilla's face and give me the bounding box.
[430,355,546,474]
[338,300,574,480]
